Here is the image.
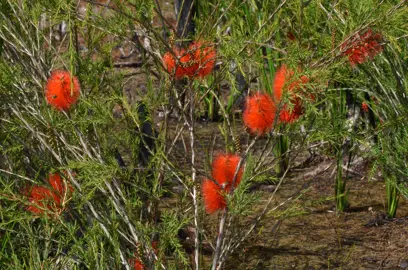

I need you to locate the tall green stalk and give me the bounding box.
[332,87,349,213]
[274,134,289,176]
[335,152,348,212]
[385,173,399,218]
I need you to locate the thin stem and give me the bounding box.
[189,85,200,269]
[211,135,258,270]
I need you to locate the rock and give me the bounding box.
[399,260,408,269]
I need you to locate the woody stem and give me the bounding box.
[189,85,200,270]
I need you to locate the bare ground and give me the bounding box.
[224,157,408,270]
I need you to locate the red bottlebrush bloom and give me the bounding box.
[130,259,145,270]
[212,153,243,188]
[273,65,290,101]
[26,173,73,215]
[129,256,148,270]
[279,100,304,124]
[26,186,61,215]
[162,48,197,79]
[45,70,80,111]
[48,172,74,195]
[272,65,309,124]
[190,41,216,78]
[361,102,369,113]
[202,153,244,214]
[341,29,383,66]
[242,92,276,135]
[202,180,226,214]
[129,241,159,270]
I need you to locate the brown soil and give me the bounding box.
[224,158,408,270]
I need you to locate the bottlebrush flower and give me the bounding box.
[279,99,304,123]
[26,186,62,215]
[26,173,73,215]
[45,70,80,111]
[273,65,309,123]
[48,172,74,194]
[162,48,197,79]
[202,153,243,214]
[212,153,243,188]
[341,29,383,66]
[202,180,226,214]
[189,41,216,78]
[129,241,159,270]
[242,92,276,135]
[361,102,369,113]
[130,259,145,270]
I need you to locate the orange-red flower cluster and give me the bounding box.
[163,41,216,79]
[202,153,243,214]
[129,241,159,270]
[272,65,310,123]
[190,41,217,78]
[130,259,145,270]
[26,173,73,216]
[341,29,383,66]
[162,48,197,79]
[243,92,276,135]
[361,102,369,113]
[242,66,311,134]
[45,70,81,111]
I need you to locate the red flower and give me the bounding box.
[26,186,62,215]
[190,41,216,78]
[272,65,309,123]
[45,70,80,111]
[361,102,369,113]
[202,154,243,214]
[242,92,276,135]
[341,29,383,66]
[130,259,145,270]
[163,42,216,79]
[202,180,226,214]
[162,48,197,79]
[212,153,243,187]
[129,241,159,270]
[26,173,73,215]
[279,100,304,124]
[48,172,74,194]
